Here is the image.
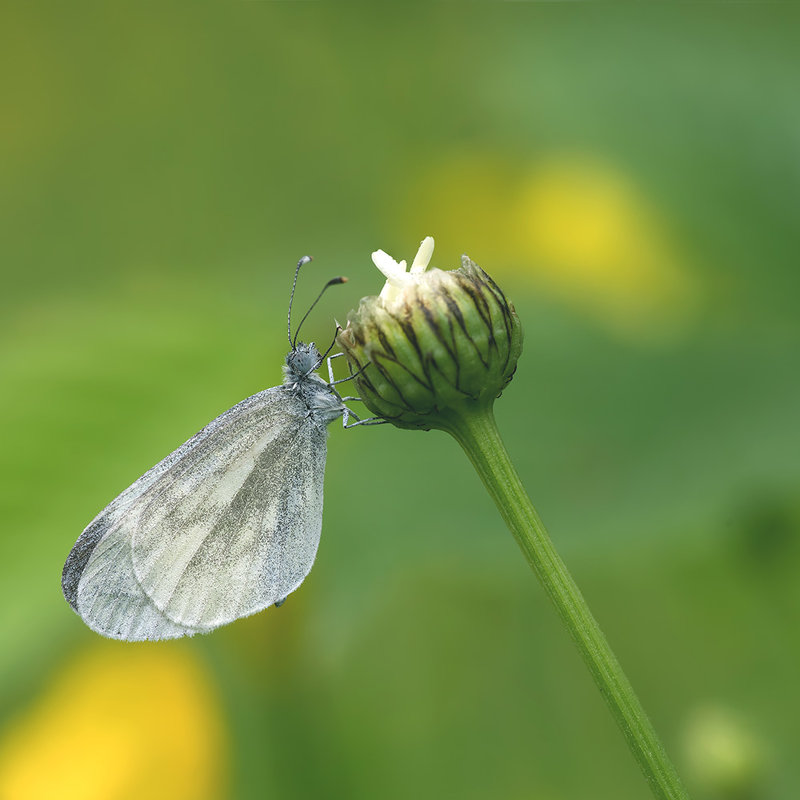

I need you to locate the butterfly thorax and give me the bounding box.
[283,342,345,426]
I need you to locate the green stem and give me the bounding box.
[442,404,690,800]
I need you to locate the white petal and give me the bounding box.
[371,249,406,280]
[410,236,435,274]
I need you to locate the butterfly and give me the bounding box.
[62,257,377,641]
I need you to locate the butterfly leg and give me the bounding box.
[329,365,368,386]
[320,325,343,364]
[331,356,387,428]
[341,402,386,427]
[344,416,388,428]
[341,405,360,427]
[326,355,367,387]
[326,352,345,384]
[341,405,387,428]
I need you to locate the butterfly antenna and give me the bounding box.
[288,255,313,349]
[293,276,348,348]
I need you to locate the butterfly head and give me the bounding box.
[285,342,322,380]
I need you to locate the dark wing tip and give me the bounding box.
[61,518,108,612]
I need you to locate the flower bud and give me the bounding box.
[338,237,523,430]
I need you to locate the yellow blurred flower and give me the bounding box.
[398,151,698,340]
[513,157,697,337]
[0,645,227,800]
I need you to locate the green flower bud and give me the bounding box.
[338,237,523,430]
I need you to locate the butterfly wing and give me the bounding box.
[63,387,330,641]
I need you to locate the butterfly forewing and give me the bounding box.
[65,386,330,640]
[132,392,327,629]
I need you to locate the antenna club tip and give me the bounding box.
[338,276,349,284]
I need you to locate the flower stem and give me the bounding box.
[443,404,690,800]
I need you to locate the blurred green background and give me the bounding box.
[1,3,798,799]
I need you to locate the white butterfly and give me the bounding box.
[62,259,375,641]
